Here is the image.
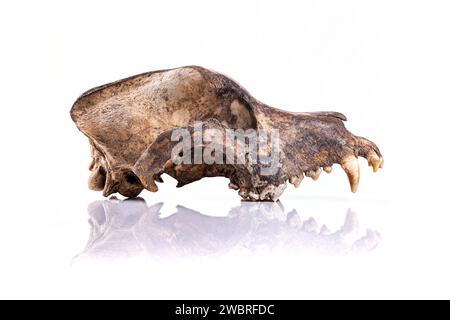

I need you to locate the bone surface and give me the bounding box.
[71,66,383,201]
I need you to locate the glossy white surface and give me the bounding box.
[1,0,450,299]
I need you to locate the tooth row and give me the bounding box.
[237,153,384,198]
[287,153,383,193]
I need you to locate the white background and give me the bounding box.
[1,0,449,299]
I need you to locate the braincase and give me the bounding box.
[71,67,224,165]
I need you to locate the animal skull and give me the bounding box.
[71,66,383,201]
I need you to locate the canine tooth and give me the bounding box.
[341,155,360,193]
[323,166,332,173]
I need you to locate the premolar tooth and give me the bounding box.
[341,155,360,193]
[306,168,321,181]
[323,166,332,173]
[228,182,239,190]
[289,174,304,188]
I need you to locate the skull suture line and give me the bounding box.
[71,66,383,201]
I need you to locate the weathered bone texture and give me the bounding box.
[71,66,383,201]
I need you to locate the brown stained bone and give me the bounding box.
[71,66,383,201]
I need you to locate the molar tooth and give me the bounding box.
[248,191,260,201]
[239,188,249,199]
[260,185,274,200]
[271,184,287,202]
[289,174,304,188]
[228,182,239,190]
[341,155,360,193]
[323,166,332,173]
[306,168,321,181]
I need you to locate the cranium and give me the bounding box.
[71,66,383,201]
